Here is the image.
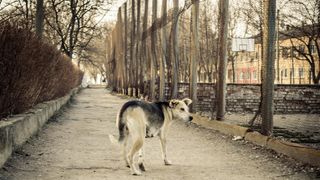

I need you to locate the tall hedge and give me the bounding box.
[0,22,83,119]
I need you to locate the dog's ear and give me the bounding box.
[182,98,192,106]
[169,100,179,108]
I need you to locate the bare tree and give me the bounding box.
[124,2,129,94]
[261,0,276,136]
[216,0,229,120]
[140,0,149,96]
[35,0,44,38]
[45,0,110,59]
[190,0,199,112]
[282,0,320,84]
[150,0,158,101]
[159,0,167,101]
[135,0,141,97]
[170,0,180,99]
[228,3,242,83]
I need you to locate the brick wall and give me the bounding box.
[160,83,320,114]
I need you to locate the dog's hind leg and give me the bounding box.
[127,137,143,175]
[122,137,130,168]
[138,146,146,171]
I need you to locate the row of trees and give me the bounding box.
[105,0,216,104]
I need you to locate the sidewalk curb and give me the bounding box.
[193,115,249,137]
[0,87,81,168]
[192,114,320,167]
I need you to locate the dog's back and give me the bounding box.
[114,100,168,143]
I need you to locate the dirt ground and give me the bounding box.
[1,87,319,180]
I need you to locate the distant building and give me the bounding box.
[227,25,319,84]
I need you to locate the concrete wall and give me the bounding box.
[0,88,80,167]
[161,83,320,114]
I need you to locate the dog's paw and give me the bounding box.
[139,163,146,171]
[164,160,172,166]
[132,170,142,176]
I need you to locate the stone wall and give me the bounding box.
[161,83,320,114]
[0,87,80,168]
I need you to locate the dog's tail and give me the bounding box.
[109,108,127,145]
[109,134,120,145]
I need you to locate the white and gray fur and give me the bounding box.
[109,98,193,175]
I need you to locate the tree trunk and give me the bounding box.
[231,53,237,83]
[124,3,128,95]
[140,0,149,97]
[35,0,44,38]
[150,0,158,101]
[159,0,167,101]
[261,0,276,136]
[129,0,136,96]
[116,8,124,93]
[216,0,229,120]
[190,0,199,112]
[171,0,179,99]
[135,0,141,97]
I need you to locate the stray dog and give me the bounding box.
[109,98,193,175]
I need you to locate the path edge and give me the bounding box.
[0,87,81,168]
[192,114,320,167]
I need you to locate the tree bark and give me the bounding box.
[35,0,44,38]
[261,0,276,136]
[216,0,229,120]
[124,3,128,95]
[171,0,179,99]
[190,0,199,112]
[130,0,136,96]
[135,0,141,97]
[150,0,158,101]
[141,0,149,96]
[159,0,167,101]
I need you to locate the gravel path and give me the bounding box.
[0,88,318,180]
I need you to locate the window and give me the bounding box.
[290,68,294,78]
[309,44,315,54]
[298,45,305,57]
[253,71,257,79]
[284,69,287,77]
[299,68,304,78]
[282,47,289,58]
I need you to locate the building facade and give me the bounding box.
[227,35,319,84]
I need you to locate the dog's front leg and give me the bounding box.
[159,134,172,165]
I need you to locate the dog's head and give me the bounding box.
[169,98,193,122]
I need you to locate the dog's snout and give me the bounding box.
[189,116,193,121]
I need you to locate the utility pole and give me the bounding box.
[261,0,276,136]
[216,0,229,120]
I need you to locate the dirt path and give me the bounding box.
[0,88,318,180]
